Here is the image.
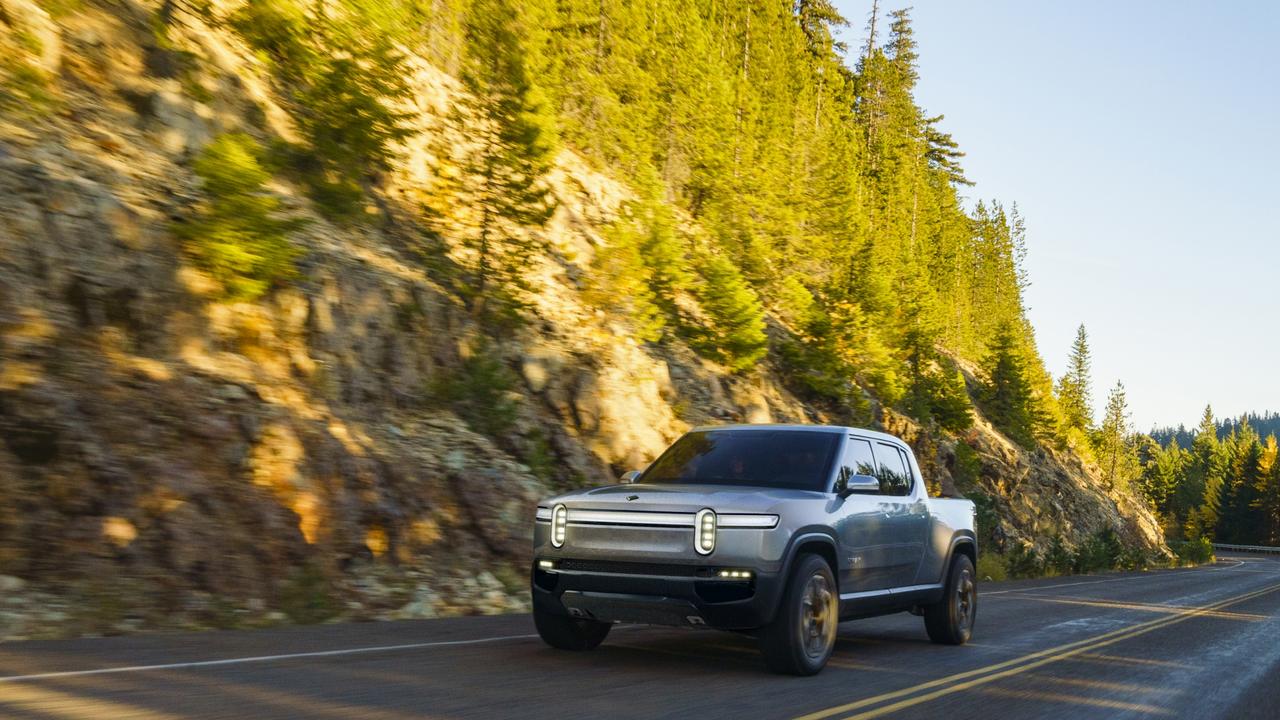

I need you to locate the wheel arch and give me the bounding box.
[948,533,978,571]
[782,531,840,586]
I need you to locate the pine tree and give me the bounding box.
[693,252,768,373]
[231,0,415,217]
[586,210,666,343]
[1185,406,1228,540]
[1258,436,1280,545]
[1219,424,1264,543]
[633,192,693,319]
[795,0,849,59]
[1138,437,1186,519]
[585,187,691,342]
[1095,381,1139,491]
[980,323,1037,448]
[1058,324,1094,435]
[439,0,559,321]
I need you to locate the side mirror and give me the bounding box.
[835,473,880,498]
[620,470,642,484]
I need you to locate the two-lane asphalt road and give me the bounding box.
[2,554,1278,719]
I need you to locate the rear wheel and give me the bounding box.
[923,553,976,645]
[759,554,839,675]
[533,604,611,651]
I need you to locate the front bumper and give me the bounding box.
[530,559,784,629]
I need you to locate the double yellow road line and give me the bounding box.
[796,580,1280,720]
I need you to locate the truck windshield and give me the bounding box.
[640,430,840,491]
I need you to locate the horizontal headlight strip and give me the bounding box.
[718,514,780,529]
[536,507,777,529]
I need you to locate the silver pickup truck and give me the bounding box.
[531,424,978,675]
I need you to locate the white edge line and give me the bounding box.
[0,633,540,684]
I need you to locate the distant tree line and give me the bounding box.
[1041,324,1280,548]
[1139,408,1280,547]
[1150,412,1280,450]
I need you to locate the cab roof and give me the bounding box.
[689,423,906,445]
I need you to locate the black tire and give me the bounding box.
[533,604,611,651]
[759,554,839,675]
[923,553,977,645]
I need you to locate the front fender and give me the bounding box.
[780,529,841,580]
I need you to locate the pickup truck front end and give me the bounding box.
[532,503,792,629]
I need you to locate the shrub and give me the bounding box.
[586,204,669,343]
[1119,544,1150,571]
[777,336,869,421]
[925,362,974,433]
[518,428,555,483]
[1074,528,1123,574]
[177,133,301,299]
[1045,536,1075,576]
[278,563,339,624]
[0,59,54,115]
[976,553,1008,582]
[1004,545,1043,579]
[777,275,816,328]
[1171,537,1214,566]
[429,344,518,438]
[966,488,1001,552]
[952,441,982,490]
[0,30,56,117]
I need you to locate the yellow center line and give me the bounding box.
[834,582,1280,720]
[793,580,1280,720]
[998,593,1269,621]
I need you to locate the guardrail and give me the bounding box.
[1213,543,1280,555]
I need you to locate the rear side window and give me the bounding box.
[840,438,878,479]
[874,443,913,496]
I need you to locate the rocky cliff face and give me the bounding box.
[0,0,1164,639]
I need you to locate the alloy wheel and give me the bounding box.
[799,572,837,659]
[955,567,976,633]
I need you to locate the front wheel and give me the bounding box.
[923,553,976,645]
[759,554,839,675]
[533,604,611,651]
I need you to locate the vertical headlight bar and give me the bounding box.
[695,508,716,555]
[551,504,568,548]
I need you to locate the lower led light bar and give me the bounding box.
[716,569,753,579]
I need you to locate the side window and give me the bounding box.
[896,448,918,495]
[840,438,877,482]
[875,443,913,496]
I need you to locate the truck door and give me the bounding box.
[831,437,898,593]
[872,443,930,589]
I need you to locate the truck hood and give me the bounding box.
[543,483,826,515]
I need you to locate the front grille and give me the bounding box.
[556,559,701,577]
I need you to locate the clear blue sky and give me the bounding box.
[833,0,1280,430]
